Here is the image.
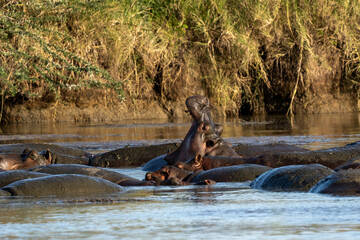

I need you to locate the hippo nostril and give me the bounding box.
[206,140,215,148]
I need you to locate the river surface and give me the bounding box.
[0,113,360,239]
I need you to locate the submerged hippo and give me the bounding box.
[29,164,155,186]
[145,165,214,185]
[175,154,248,171]
[0,170,49,188]
[1,174,124,197]
[309,169,360,195]
[334,156,360,171]
[191,164,272,183]
[0,149,52,171]
[250,164,335,192]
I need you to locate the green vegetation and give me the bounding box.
[1,0,359,122]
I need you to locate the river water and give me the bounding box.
[0,113,360,239]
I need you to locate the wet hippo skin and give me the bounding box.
[0,170,49,188]
[251,164,335,192]
[1,174,124,197]
[190,164,272,183]
[0,149,52,170]
[28,164,154,186]
[309,169,360,195]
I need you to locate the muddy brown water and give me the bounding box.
[1,113,360,239]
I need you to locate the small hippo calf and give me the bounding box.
[145,165,213,186]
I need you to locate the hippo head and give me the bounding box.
[186,95,211,123]
[21,148,52,166]
[145,165,171,184]
[185,95,223,137]
[175,154,203,172]
[189,120,224,160]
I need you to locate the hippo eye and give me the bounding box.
[206,140,215,148]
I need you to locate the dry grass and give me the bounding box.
[1,0,359,122]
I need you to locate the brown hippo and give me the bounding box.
[145,165,213,185]
[161,177,216,186]
[334,156,360,171]
[232,143,309,158]
[250,164,335,192]
[175,154,248,171]
[1,174,124,197]
[143,95,239,171]
[0,170,49,188]
[165,96,239,164]
[145,165,196,184]
[177,141,360,171]
[89,143,180,168]
[142,120,230,171]
[309,169,360,195]
[0,149,52,171]
[249,141,360,169]
[190,164,272,183]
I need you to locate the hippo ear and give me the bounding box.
[21,148,31,159]
[44,149,52,163]
[145,172,152,180]
[22,148,31,154]
[195,154,202,164]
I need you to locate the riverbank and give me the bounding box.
[1,0,359,123]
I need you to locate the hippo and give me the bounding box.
[334,156,360,171]
[28,164,155,186]
[175,154,248,171]
[1,174,124,197]
[89,143,180,168]
[232,143,308,158]
[177,141,360,171]
[250,164,335,192]
[309,169,360,195]
[0,143,95,165]
[247,141,360,169]
[165,96,239,165]
[190,164,272,183]
[143,96,239,171]
[0,189,11,196]
[0,170,49,188]
[0,149,52,171]
[161,177,216,186]
[145,165,197,184]
[145,165,213,185]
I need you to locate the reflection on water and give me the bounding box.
[0,113,360,239]
[0,113,360,151]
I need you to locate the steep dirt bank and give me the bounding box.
[1,0,359,123]
[2,87,358,123]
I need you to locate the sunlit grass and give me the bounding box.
[0,0,359,121]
